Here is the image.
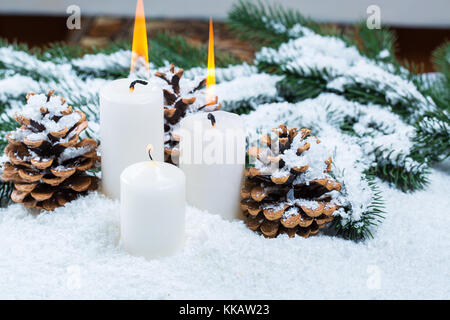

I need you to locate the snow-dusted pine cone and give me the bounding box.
[1,90,99,211]
[156,64,221,164]
[241,125,342,238]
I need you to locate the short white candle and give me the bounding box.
[179,110,245,220]
[100,78,163,199]
[120,160,185,259]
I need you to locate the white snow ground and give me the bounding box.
[0,165,449,299]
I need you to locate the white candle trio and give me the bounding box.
[98,1,247,260]
[100,77,246,259]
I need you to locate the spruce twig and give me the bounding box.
[330,174,385,241]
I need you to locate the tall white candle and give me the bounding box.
[179,111,245,220]
[100,79,163,199]
[120,160,185,259]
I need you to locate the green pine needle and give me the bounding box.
[330,174,385,241]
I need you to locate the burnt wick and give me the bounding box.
[147,144,153,161]
[129,80,149,92]
[207,113,216,128]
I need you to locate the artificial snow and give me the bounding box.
[0,165,449,299]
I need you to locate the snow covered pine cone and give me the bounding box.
[241,125,342,238]
[1,90,99,211]
[156,64,221,164]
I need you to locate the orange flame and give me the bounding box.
[206,17,216,103]
[130,0,149,73]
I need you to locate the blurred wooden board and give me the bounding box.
[0,15,448,71]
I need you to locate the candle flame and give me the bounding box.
[130,0,149,74]
[206,17,216,104]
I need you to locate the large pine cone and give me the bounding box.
[1,90,99,211]
[156,64,221,164]
[241,125,342,238]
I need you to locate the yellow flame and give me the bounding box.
[206,17,216,103]
[130,0,149,73]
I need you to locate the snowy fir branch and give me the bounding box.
[328,174,384,241]
[229,0,449,191]
[228,0,348,48]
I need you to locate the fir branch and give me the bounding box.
[152,32,241,68]
[0,182,13,208]
[334,110,431,192]
[222,94,280,114]
[337,81,421,120]
[71,33,242,80]
[352,21,397,63]
[366,162,429,192]
[432,41,450,82]
[274,68,424,122]
[0,94,27,115]
[274,72,328,102]
[411,110,450,163]
[409,43,450,163]
[1,35,242,81]
[228,0,298,47]
[330,174,385,241]
[266,61,431,123]
[249,13,446,189]
[228,0,390,59]
[228,0,347,48]
[33,42,85,63]
[0,37,130,63]
[0,115,20,208]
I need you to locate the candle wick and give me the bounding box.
[147,144,154,161]
[129,79,149,92]
[207,113,216,128]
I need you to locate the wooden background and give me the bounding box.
[0,15,448,72]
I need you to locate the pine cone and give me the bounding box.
[156,64,221,164]
[241,125,342,238]
[1,90,99,211]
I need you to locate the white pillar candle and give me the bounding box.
[100,79,163,199]
[120,160,185,259]
[179,110,245,220]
